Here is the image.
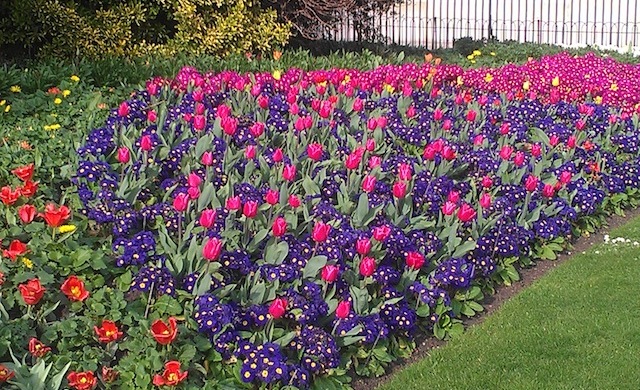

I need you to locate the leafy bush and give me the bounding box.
[0,0,290,59]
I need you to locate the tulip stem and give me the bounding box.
[144,282,155,319]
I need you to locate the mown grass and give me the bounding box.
[380,216,640,390]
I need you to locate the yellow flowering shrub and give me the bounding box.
[0,0,290,58]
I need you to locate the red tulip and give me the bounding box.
[221,116,238,135]
[272,216,288,237]
[559,170,572,185]
[466,110,477,121]
[61,275,90,302]
[18,278,45,305]
[153,361,188,387]
[368,155,382,169]
[423,144,437,160]
[499,145,513,160]
[264,189,280,205]
[457,203,477,222]
[525,175,539,192]
[29,338,51,358]
[433,108,444,121]
[258,95,269,109]
[269,298,287,319]
[392,181,407,198]
[117,101,129,117]
[0,364,15,383]
[447,191,460,204]
[201,151,214,166]
[372,225,391,241]
[226,196,241,211]
[321,264,339,283]
[140,135,153,151]
[172,193,189,212]
[282,165,297,181]
[193,115,206,131]
[202,237,223,261]
[117,147,130,164]
[542,184,556,198]
[398,163,413,181]
[250,122,265,137]
[12,163,34,181]
[442,145,456,160]
[307,143,323,161]
[405,252,425,269]
[101,366,118,383]
[312,221,331,243]
[3,240,28,260]
[19,180,38,198]
[147,109,157,122]
[245,145,257,159]
[365,138,376,152]
[150,317,178,345]
[356,238,371,255]
[187,173,201,188]
[345,152,361,170]
[362,175,376,193]
[531,143,542,157]
[0,186,21,205]
[94,320,123,343]
[359,257,376,277]
[441,201,457,215]
[288,194,301,208]
[18,204,37,223]
[335,300,351,319]
[242,201,258,218]
[199,209,217,228]
[480,192,492,209]
[67,371,97,390]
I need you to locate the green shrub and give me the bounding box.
[0,0,291,59]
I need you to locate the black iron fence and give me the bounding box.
[328,0,640,50]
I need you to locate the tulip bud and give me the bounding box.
[481,176,493,188]
[392,181,407,198]
[368,156,382,169]
[245,145,257,159]
[188,186,200,200]
[361,175,377,193]
[193,115,206,131]
[405,252,425,269]
[147,110,157,123]
[269,298,287,319]
[140,135,153,151]
[312,221,331,243]
[117,147,130,164]
[282,165,297,181]
[201,151,214,166]
[272,148,283,163]
[335,300,351,319]
[365,138,376,152]
[480,192,492,209]
[525,175,539,192]
[272,216,288,237]
[202,237,223,261]
[226,196,241,211]
[250,122,265,138]
[307,143,323,161]
[355,238,371,255]
[199,209,217,228]
[457,203,477,222]
[117,102,129,117]
[242,201,258,218]
[447,191,460,204]
[188,173,201,188]
[372,225,391,241]
[321,265,339,283]
[173,193,189,212]
[265,189,279,205]
[398,163,412,181]
[359,257,376,277]
[441,201,457,215]
[288,194,301,208]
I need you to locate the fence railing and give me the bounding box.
[328,0,640,50]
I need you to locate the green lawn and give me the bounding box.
[381,217,640,390]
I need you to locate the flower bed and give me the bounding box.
[2,53,640,389]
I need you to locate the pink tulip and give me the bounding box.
[359,257,376,277]
[312,221,331,243]
[202,237,223,261]
[321,265,339,283]
[117,147,130,164]
[272,216,288,237]
[199,209,217,228]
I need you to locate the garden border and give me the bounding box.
[352,206,640,390]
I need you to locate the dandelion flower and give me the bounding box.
[466,54,474,60]
[44,124,61,131]
[10,85,21,93]
[70,75,80,82]
[21,258,33,269]
[473,50,482,56]
[62,90,71,97]
[484,73,494,83]
[0,100,5,106]
[490,52,496,56]
[4,105,10,113]
[54,98,62,104]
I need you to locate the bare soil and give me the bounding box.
[352,207,640,390]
